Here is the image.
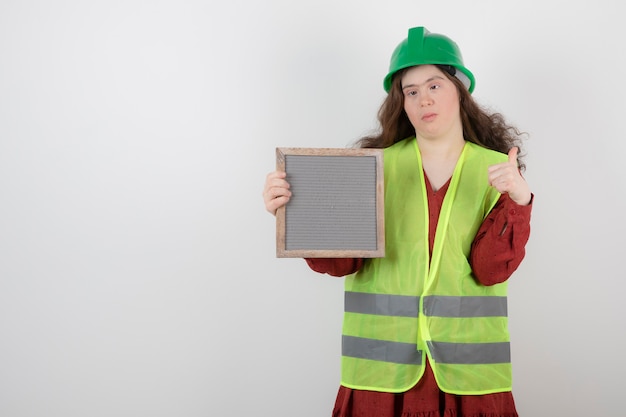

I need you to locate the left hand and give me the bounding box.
[488,147,532,206]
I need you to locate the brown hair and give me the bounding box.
[355,66,527,170]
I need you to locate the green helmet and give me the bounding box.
[383,26,475,93]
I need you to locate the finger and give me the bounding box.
[265,185,291,200]
[267,170,287,180]
[488,165,510,187]
[488,172,506,189]
[266,195,290,215]
[508,147,519,165]
[264,171,287,188]
[263,171,290,195]
[264,180,290,197]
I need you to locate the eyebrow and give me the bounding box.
[401,75,446,91]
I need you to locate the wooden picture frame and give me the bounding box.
[275,147,385,258]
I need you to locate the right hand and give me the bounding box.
[487,147,532,206]
[262,170,292,216]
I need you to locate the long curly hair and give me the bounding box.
[355,66,527,171]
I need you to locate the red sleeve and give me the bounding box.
[470,193,533,286]
[304,258,364,277]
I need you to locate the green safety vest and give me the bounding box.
[342,137,511,395]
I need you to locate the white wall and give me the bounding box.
[1,1,623,416]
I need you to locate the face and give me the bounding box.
[401,65,462,141]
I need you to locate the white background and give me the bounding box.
[1,1,624,416]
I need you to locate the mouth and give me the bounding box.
[421,113,437,122]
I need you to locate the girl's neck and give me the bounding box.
[417,135,466,192]
[416,134,466,161]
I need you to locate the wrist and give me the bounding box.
[512,192,532,206]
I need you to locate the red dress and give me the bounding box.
[305,176,532,417]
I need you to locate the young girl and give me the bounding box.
[263,26,532,417]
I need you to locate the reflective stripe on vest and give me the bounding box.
[428,341,510,364]
[344,292,509,365]
[345,292,508,318]
[341,336,510,366]
[343,335,423,365]
[341,138,512,395]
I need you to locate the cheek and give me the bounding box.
[403,100,417,118]
[442,96,460,117]
[404,108,418,125]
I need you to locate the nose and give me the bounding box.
[420,91,433,106]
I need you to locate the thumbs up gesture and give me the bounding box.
[487,147,532,206]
